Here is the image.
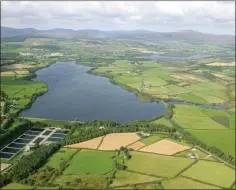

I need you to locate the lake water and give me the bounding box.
[137,54,211,61]
[20,62,165,123]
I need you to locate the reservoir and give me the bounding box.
[20,62,165,123]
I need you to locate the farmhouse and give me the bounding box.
[189,153,196,159]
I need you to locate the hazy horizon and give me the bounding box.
[1,1,235,35]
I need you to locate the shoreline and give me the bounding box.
[11,60,228,120]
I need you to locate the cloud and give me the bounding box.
[1,1,235,34]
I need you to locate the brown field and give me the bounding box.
[98,133,141,150]
[127,141,146,150]
[3,64,34,70]
[131,48,163,54]
[64,136,104,149]
[15,70,30,75]
[139,139,190,155]
[1,163,11,171]
[206,62,235,67]
[183,74,203,82]
[1,71,15,76]
[171,74,203,82]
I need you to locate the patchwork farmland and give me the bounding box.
[5,131,233,189]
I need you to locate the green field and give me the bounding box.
[139,134,166,145]
[162,176,221,189]
[110,170,161,187]
[173,104,235,157]
[126,151,194,178]
[45,148,78,169]
[152,117,173,128]
[1,76,47,114]
[64,149,114,176]
[174,147,219,161]
[181,160,235,188]
[188,130,235,156]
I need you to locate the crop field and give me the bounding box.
[139,139,190,155]
[44,148,78,169]
[126,151,194,178]
[127,141,145,150]
[181,160,235,188]
[64,149,114,176]
[162,176,221,189]
[65,136,104,149]
[110,170,161,187]
[98,133,140,150]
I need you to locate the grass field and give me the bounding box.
[110,170,161,187]
[152,117,173,128]
[139,134,167,145]
[173,104,235,157]
[181,160,235,188]
[162,176,221,189]
[174,147,219,161]
[1,76,47,114]
[126,151,194,178]
[188,130,235,156]
[64,149,114,176]
[45,148,78,169]
[173,114,227,130]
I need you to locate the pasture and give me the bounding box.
[162,176,221,189]
[126,151,194,178]
[188,129,235,156]
[181,160,235,188]
[44,148,78,169]
[64,149,114,176]
[139,134,167,145]
[110,170,161,187]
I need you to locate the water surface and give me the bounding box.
[20,62,165,123]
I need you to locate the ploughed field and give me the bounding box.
[4,132,235,189]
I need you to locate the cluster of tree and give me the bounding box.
[9,143,61,181]
[113,159,127,170]
[120,146,132,160]
[164,105,174,120]
[0,120,32,149]
[22,166,60,187]
[170,121,235,166]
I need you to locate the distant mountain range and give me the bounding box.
[1,26,235,43]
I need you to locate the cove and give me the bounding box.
[137,54,211,61]
[20,62,165,123]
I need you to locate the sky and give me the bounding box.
[1,1,235,35]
